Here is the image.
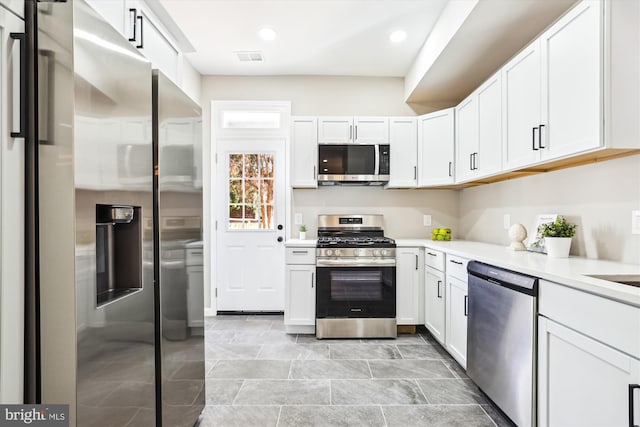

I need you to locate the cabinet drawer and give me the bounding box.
[446,254,469,280]
[424,248,444,271]
[539,280,640,357]
[285,247,316,265]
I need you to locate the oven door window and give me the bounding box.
[316,266,396,318]
[331,271,383,301]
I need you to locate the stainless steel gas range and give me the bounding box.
[315,214,397,339]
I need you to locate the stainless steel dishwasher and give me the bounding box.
[467,261,539,427]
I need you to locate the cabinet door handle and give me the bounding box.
[349,125,353,141]
[415,254,419,270]
[313,165,316,180]
[427,252,437,257]
[355,125,358,141]
[292,250,308,254]
[630,384,640,427]
[9,33,26,138]
[311,272,315,288]
[464,295,468,316]
[450,260,463,265]
[532,127,539,150]
[437,280,442,298]
[469,153,473,171]
[448,161,452,177]
[539,124,546,149]
[136,15,144,49]
[128,8,137,42]
[473,153,478,170]
[413,166,417,180]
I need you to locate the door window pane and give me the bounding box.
[227,152,276,230]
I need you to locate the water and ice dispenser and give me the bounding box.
[95,204,142,306]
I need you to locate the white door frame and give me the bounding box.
[208,101,291,314]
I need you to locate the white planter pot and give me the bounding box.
[545,237,572,258]
[299,231,307,240]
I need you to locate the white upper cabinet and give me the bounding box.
[502,41,542,170]
[455,95,478,183]
[386,117,418,188]
[476,73,503,177]
[353,117,389,144]
[86,0,181,84]
[290,117,318,188]
[503,1,602,170]
[317,117,388,144]
[317,117,352,143]
[540,0,601,161]
[418,108,455,187]
[129,1,180,82]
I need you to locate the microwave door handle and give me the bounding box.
[374,145,380,176]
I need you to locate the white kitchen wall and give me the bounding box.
[293,187,459,240]
[459,154,640,264]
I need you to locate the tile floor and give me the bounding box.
[198,314,514,427]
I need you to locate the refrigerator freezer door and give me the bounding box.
[153,70,204,427]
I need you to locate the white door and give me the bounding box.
[353,117,389,144]
[216,141,286,311]
[317,116,353,143]
[455,95,478,183]
[387,118,418,188]
[445,275,468,368]
[476,72,502,178]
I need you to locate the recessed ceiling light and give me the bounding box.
[389,30,407,43]
[258,27,277,41]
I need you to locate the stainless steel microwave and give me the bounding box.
[317,144,390,185]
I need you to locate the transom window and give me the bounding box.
[227,153,275,230]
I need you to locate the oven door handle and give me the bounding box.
[316,259,396,268]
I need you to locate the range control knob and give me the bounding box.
[326,249,333,256]
[358,249,367,257]
[381,249,389,256]
[335,249,342,256]
[373,249,381,256]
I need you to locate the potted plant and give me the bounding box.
[299,224,307,240]
[538,216,577,258]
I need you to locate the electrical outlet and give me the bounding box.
[503,214,511,230]
[632,210,640,235]
[423,215,432,226]
[294,213,303,225]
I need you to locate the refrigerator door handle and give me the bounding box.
[10,33,26,138]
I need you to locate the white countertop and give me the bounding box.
[395,239,640,307]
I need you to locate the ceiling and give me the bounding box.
[159,0,448,77]
[157,0,577,105]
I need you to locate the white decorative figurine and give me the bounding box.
[508,223,528,251]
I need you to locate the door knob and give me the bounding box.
[277,224,283,230]
[277,236,283,242]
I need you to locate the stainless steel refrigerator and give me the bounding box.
[24,1,204,425]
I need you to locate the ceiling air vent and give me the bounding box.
[235,51,264,62]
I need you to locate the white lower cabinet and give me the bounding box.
[284,247,316,334]
[424,265,445,345]
[538,279,640,427]
[538,316,640,427]
[396,247,423,325]
[445,275,468,368]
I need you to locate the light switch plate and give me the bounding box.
[503,214,511,230]
[423,215,432,226]
[294,213,303,225]
[632,210,640,235]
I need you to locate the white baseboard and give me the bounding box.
[204,308,217,317]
